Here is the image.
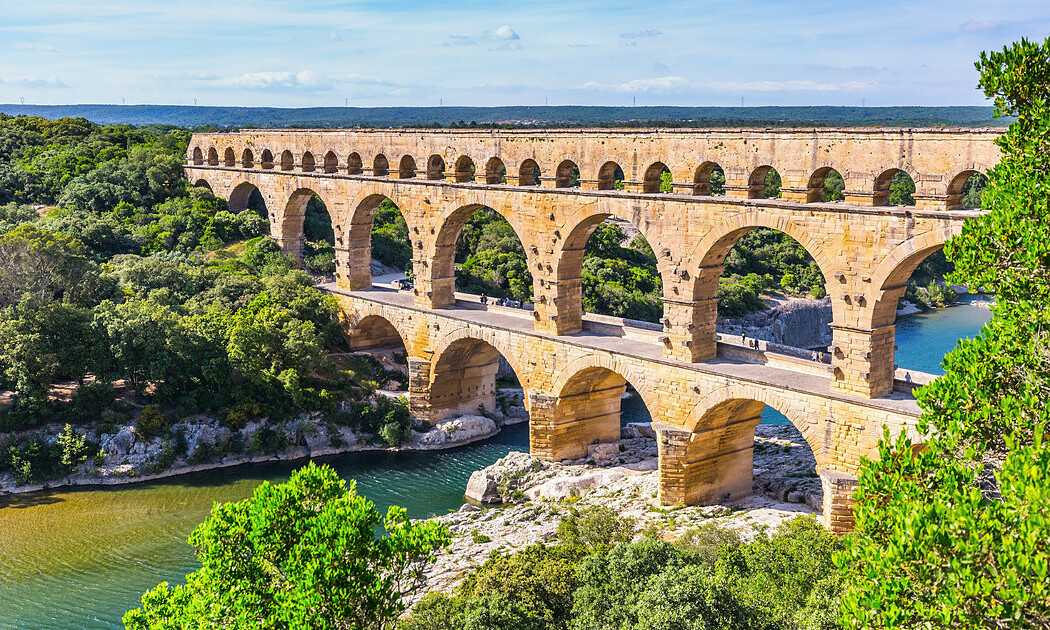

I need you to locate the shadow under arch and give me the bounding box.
[545,355,660,461]
[228,180,268,218]
[427,331,528,424]
[346,312,411,353]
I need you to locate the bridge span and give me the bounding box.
[186,127,997,531]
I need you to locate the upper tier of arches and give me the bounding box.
[188,129,999,210]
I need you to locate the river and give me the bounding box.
[0,298,992,629]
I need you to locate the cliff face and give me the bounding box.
[718,298,832,351]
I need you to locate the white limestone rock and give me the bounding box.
[407,415,498,449]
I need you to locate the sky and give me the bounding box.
[1,0,1048,108]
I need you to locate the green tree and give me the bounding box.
[123,462,451,630]
[839,37,1050,629]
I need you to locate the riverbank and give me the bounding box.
[0,387,528,495]
[415,422,820,601]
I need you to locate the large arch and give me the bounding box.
[228,181,267,216]
[543,356,659,461]
[279,187,331,259]
[864,228,960,331]
[340,186,414,291]
[346,313,410,352]
[427,331,527,423]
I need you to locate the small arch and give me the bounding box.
[454,155,476,183]
[207,147,219,166]
[347,152,363,175]
[191,147,204,166]
[946,170,987,210]
[806,167,845,203]
[260,149,274,169]
[643,161,672,193]
[194,179,212,191]
[223,148,236,167]
[873,168,916,206]
[323,151,338,174]
[692,162,725,196]
[484,157,507,184]
[301,152,316,173]
[373,154,389,177]
[518,159,542,186]
[597,161,625,190]
[241,148,254,169]
[399,155,417,178]
[748,165,781,199]
[556,160,581,188]
[427,154,446,180]
[280,150,294,171]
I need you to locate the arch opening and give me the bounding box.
[302,194,335,274]
[207,147,219,166]
[260,149,274,170]
[347,152,363,175]
[373,154,389,177]
[348,314,408,353]
[549,366,650,461]
[228,182,270,221]
[427,154,446,180]
[947,170,988,210]
[643,162,672,193]
[748,165,782,199]
[280,150,294,171]
[556,160,581,188]
[806,167,845,203]
[223,148,236,167]
[301,152,316,173]
[194,179,212,191]
[455,155,476,183]
[192,147,204,166]
[484,157,507,184]
[597,161,625,190]
[693,162,725,196]
[399,155,417,179]
[451,207,533,301]
[518,159,542,187]
[429,337,524,424]
[341,193,413,291]
[241,148,254,169]
[873,169,916,207]
[323,151,338,174]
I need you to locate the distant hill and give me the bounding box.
[0,104,1005,129]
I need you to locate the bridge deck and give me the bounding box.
[321,283,922,419]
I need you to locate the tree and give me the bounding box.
[123,462,451,630]
[839,38,1050,629]
[0,224,97,308]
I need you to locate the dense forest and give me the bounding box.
[0,104,1005,129]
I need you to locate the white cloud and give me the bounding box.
[577,76,876,93]
[488,25,520,41]
[0,76,68,88]
[447,25,522,50]
[206,71,331,91]
[14,42,58,52]
[329,31,341,41]
[959,20,1006,32]
[620,29,662,39]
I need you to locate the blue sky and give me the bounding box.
[1,0,1048,107]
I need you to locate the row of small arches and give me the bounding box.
[191,146,982,207]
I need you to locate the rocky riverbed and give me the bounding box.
[415,422,821,601]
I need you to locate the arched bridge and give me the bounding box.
[186,127,998,532]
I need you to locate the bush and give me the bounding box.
[61,381,117,425]
[135,404,169,439]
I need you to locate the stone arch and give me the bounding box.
[945,166,989,210]
[373,154,389,177]
[260,149,274,170]
[427,328,528,423]
[346,312,411,353]
[872,166,918,206]
[223,147,236,167]
[692,161,724,196]
[301,151,316,173]
[484,157,506,184]
[806,166,846,203]
[399,155,417,178]
[347,152,363,175]
[427,154,446,180]
[280,150,294,171]
[279,187,331,258]
[556,159,581,188]
[241,148,254,169]
[454,155,475,183]
[518,159,541,186]
[643,161,671,193]
[340,186,415,290]
[191,146,204,165]
[596,160,625,190]
[863,227,960,330]
[544,356,660,461]
[747,164,780,199]
[323,150,338,174]
[228,180,264,213]
[193,178,212,191]
[207,147,219,166]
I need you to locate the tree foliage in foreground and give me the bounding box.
[123,462,451,630]
[839,37,1050,629]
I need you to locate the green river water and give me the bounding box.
[0,298,992,629]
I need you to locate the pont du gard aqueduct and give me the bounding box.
[185,127,1000,532]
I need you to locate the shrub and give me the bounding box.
[135,404,169,439]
